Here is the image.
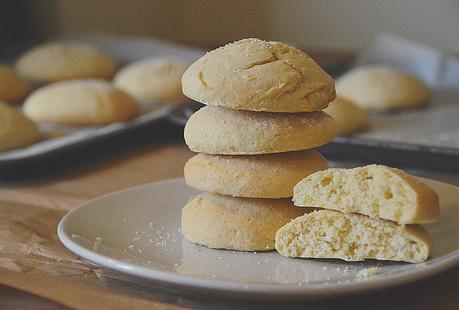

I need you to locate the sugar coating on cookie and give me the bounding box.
[336,65,430,111]
[114,57,189,103]
[324,97,369,135]
[23,79,139,125]
[15,42,117,82]
[184,106,337,154]
[0,101,39,151]
[184,150,328,198]
[275,210,432,263]
[0,65,30,102]
[181,193,306,251]
[293,164,440,224]
[182,38,336,112]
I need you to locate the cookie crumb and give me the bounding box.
[357,267,379,278]
[92,237,103,251]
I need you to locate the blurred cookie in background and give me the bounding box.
[0,65,30,102]
[114,57,189,104]
[15,42,117,83]
[0,101,39,151]
[324,97,369,135]
[336,65,430,112]
[23,79,139,125]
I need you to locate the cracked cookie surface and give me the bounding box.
[182,38,336,112]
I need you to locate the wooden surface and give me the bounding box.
[1,119,458,309]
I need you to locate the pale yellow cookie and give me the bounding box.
[182,38,336,112]
[184,106,337,155]
[184,150,327,198]
[0,101,39,151]
[336,65,430,111]
[0,65,30,102]
[114,57,188,103]
[275,210,432,263]
[23,80,139,125]
[15,42,117,82]
[324,97,369,135]
[293,164,440,224]
[181,193,305,251]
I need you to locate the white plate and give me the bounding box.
[58,178,459,300]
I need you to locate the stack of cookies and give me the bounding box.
[180,38,338,251]
[276,165,440,262]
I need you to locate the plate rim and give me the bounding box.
[58,177,459,300]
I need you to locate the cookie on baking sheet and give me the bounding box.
[184,106,337,155]
[23,80,139,125]
[181,193,305,251]
[0,65,30,102]
[275,210,432,263]
[114,57,189,103]
[0,101,39,151]
[336,65,430,111]
[182,38,336,112]
[293,165,440,224]
[15,42,117,82]
[184,150,327,198]
[324,97,369,135]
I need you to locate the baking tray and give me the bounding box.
[0,35,204,167]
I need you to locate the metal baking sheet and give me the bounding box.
[321,33,459,171]
[0,35,204,167]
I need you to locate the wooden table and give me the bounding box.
[1,119,458,310]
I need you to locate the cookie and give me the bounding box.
[184,150,327,198]
[23,80,138,125]
[275,210,432,263]
[336,65,430,111]
[293,164,440,224]
[0,102,39,151]
[114,57,188,103]
[184,106,337,155]
[15,42,117,82]
[324,97,369,135]
[0,65,30,102]
[182,38,335,112]
[181,193,305,251]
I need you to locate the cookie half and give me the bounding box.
[275,210,432,263]
[293,165,440,224]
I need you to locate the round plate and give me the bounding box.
[58,178,459,300]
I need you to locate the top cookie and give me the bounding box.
[336,65,430,111]
[15,42,117,83]
[182,38,336,112]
